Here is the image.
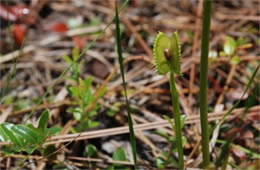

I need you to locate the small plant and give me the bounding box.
[84,144,98,167]
[63,47,105,132]
[62,47,82,82]
[0,110,60,154]
[153,31,184,169]
[219,35,250,65]
[109,147,130,170]
[67,77,104,132]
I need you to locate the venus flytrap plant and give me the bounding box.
[153,31,184,169]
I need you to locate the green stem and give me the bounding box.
[169,71,184,169]
[199,0,212,168]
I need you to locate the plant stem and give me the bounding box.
[199,0,212,168]
[169,71,184,169]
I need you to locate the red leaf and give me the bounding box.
[231,147,246,159]
[72,36,84,49]
[12,24,26,46]
[49,22,68,33]
[0,5,17,21]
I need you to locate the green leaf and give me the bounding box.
[230,56,240,65]
[180,115,186,129]
[48,126,62,136]
[154,130,170,141]
[113,147,128,163]
[73,111,82,121]
[0,125,9,142]
[38,109,49,131]
[72,47,80,60]
[236,37,246,46]
[25,144,39,154]
[83,77,93,89]
[69,87,81,98]
[153,32,171,75]
[2,146,15,155]
[88,120,99,128]
[169,32,181,75]
[160,152,178,167]
[88,110,97,117]
[163,115,175,130]
[84,144,98,158]
[26,124,45,143]
[62,55,73,64]
[0,123,23,146]
[170,136,186,152]
[11,125,38,143]
[153,31,181,75]
[163,114,186,134]
[107,103,120,117]
[224,36,236,56]
[155,157,165,169]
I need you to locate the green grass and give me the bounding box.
[115,2,137,169]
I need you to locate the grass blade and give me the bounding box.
[115,3,137,169]
[199,0,212,167]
